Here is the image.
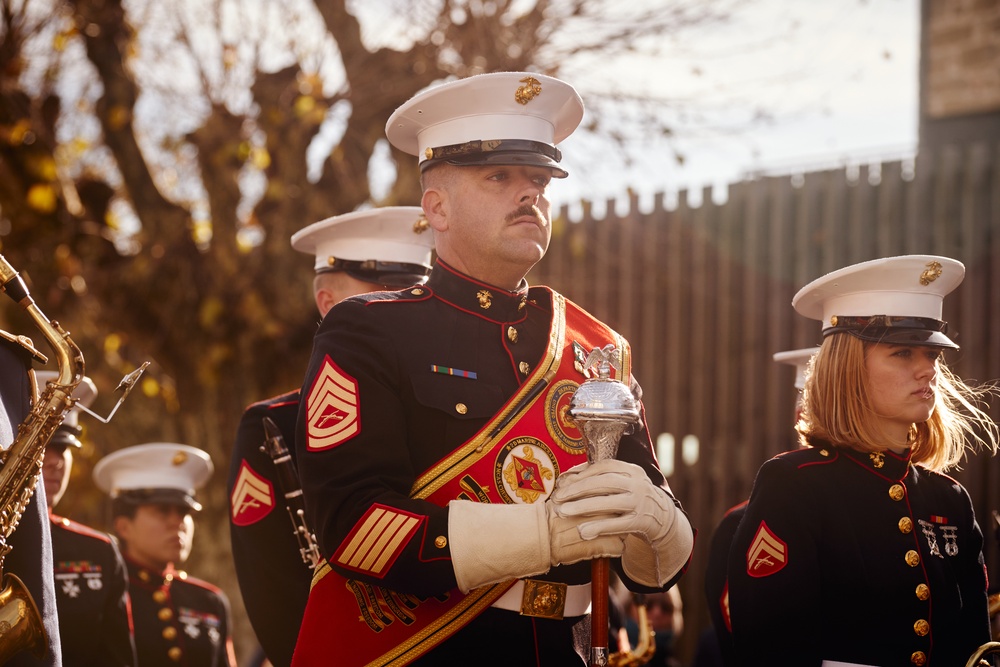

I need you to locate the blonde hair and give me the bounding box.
[797,333,999,472]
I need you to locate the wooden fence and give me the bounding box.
[529,141,1000,661]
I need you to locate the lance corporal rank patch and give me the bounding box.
[306,355,360,451]
[746,521,787,577]
[230,461,274,526]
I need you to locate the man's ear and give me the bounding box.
[421,186,449,232]
[314,286,337,316]
[113,515,132,541]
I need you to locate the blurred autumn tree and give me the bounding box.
[0,0,751,659]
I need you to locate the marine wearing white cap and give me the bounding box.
[386,71,584,177]
[772,348,817,392]
[290,206,435,287]
[792,254,963,350]
[94,443,213,512]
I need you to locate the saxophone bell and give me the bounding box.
[0,573,46,662]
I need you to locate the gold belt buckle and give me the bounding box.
[519,579,568,620]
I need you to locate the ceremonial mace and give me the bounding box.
[569,345,640,667]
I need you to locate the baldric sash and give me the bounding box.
[291,291,630,667]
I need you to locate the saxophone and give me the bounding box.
[0,253,86,661]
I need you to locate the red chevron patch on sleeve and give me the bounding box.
[230,461,274,526]
[306,355,360,451]
[333,504,422,578]
[746,520,788,578]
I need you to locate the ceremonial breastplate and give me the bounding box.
[298,291,629,667]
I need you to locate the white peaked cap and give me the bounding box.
[36,370,97,435]
[385,72,584,176]
[772,348,817,391]
[291,206,434,277]
[94,443,213,503]
[792,255,964,350]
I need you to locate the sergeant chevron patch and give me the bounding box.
[230,461,274,526]
[334,504,422,578]
[306,355,360,451]
[746,521,787,577]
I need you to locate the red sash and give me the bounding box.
[292,291,629,667]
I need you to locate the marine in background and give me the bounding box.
[38,370,137,667]
[227,206,433,667]
[95,443,237,667]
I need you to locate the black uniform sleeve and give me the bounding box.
[726,457,821,666]
[228,400,312,667]
[6,481,63,667]
[1,338,62,667]
[296,300,458,597]
[704,502,746,666]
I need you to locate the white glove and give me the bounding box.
[448,476,628,593]
[552,459,694,588]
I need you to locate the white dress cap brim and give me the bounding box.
[772,347,818,390]
[385,71,584,164]
[291,206,434,273]
[792,255,964,326]
[93,442,213,497]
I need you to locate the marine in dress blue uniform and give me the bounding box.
[227,207,433,667]
[95,443,236,667]
[38,371,136,667]
[727,255,996,667]
[292,72,695,667]
[702,348,814,667]
[0,330,62,667]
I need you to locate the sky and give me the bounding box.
[547,0,921,212]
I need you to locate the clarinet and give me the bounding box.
[260,416,323,570]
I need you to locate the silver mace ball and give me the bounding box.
[568,344,640,463]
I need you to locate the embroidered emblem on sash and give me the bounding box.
[746,521,787,577]
[457,475,491,502]
[545,380,584,454]
[306,355,360,451]
[347,580,449,633]
[334,504,422,577]
[230,461,274,526]
[495,437,558,504]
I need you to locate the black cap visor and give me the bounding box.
[48,431,82,449]
[824,315,958,350]
[319,259,432,288]
[114,488,202,512]
[421,139,568,178]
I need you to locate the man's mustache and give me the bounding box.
[506,204,548,226]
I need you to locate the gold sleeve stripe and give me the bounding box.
[336,505,422,576]
[372,517,417,574]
